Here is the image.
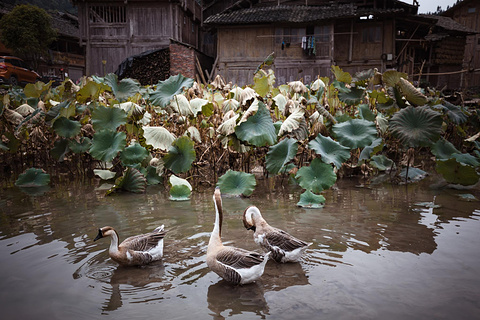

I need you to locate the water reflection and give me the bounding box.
[207,280,268,319]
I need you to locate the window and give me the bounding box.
[362,26,381,43]
[89,6,126,23]
[468,7,476,13]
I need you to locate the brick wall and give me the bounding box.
[169,43,196,79]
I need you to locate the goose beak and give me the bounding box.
[94,229,103,241]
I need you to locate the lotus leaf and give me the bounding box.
[163,136,196,174]
[52,116,81,138]
[359,138,383,161]
[94,169,116,180]
[297,190,326,208]
[91,105,127,131]
[353,69,375,86]
[102,73,140,102]
[332,65,352,83]
[295,158,337,193]
[239,87,258,105]
[15,168,50,187]
[120,142,149,165]
[436,158,479,186]
[265,138,298,174]
[370,155,394,171]
[145,165,163,185]
[253,71,271,97]
[143,126,176,151]
[15,103,34,116]
[332,118,378,149]
[89,130,127,162]
[358,104,376,121]
[184,126,202,143]
[169,174,192,190]
[310,78,325,92]
[308,134,350,169]
[398,78,428,106]
[190,98,209,115]
[433,101,469,124]
[273,94,288,115]
[217,113,239,136]
[399,167,428,183]
[389,106,442,147]
[171,94,193,116]
[217,170,256,197]
[235,101,277,147]
[230,86,244,101]
[222,99,240,112]
[149,74,194,108]
[278,107,305,137]
[169,185,191,201]
[51,139,70,161]
[431,139,460,160]
[76,80,109,104]
[24,81,51,98]
[452,153,480,167]
[338,87,365,105]
[382,70,407,87]
[115,167,147,193]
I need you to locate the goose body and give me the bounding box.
[243,206,312,263]
[207,188,269,285]
[94,225,166,266]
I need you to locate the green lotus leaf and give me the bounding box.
[278,108,305,137]
[431,139,460,160]
[338,87,365,105]
[51,139,70,162]
[45,100,70,123]
[163,136,196,174]
[332,65,352,83]
[370,155,394,171]
[15,168,50,187]
[24,81,52,98]
[91,105,127,131]
[103,73,140,102]
[68,137,91,154]
[76,80,109,104]
[308,134,350,169]
[89,130,127,162]
[452,153,480,167]
[332,80,350,93]
[433,101,469,124]
[436,158,479,186]
[389,106,442,147]
[120,142,149,165]
[332,118,378,149]
[169,185,191,201]
[52,116,81,138]
[94,169,116,180]
[398,78,428,106]
[296,190,326,208]
[235,101,277,147]
[358,104,376,121]
[149,74,194,108]
[143,126,176,151]
[169,174,192,190]
[359,138,383,161]
[145,165,163,185]
[352,69,375,86]
[265,138,299,174]
[399,167,428,183]
[295,158,337,193]
[382,70,407,87]
[115,167,147,193]
[217,170,256,197]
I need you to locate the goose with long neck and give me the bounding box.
[94,225,166,266]
[243,206,312,263]
[207,188,270,285]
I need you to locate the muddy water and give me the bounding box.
[1,177,479,320]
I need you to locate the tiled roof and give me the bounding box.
[204,4,397,25]
[418,14,477,34]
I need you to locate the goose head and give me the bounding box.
[243,206,262,232]
[94,226,116,241]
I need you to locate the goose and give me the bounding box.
[243,206,312,263]
[94,225,166,266]
[207,188,270,285]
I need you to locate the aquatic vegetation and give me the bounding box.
[2,55,480,205]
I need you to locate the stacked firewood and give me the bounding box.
[116,48,170,85]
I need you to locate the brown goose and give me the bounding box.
[243,206,312,263]
[94,225,166,266]
[207,188,270,285]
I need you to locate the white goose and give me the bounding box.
[207,188,270,285]
[94,225,166,266]
[243,206,312,263]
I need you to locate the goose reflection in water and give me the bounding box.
[207,280,269,319]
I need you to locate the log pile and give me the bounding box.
[115,48,170,85]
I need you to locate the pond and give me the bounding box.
[1,176,479,319]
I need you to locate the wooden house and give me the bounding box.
[443,0,480,88]
[72,0,206,80]
[204,0,473,89]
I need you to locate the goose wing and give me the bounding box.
[122,230,166,252]
[216,246,265,269]
[265,228,309,252]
